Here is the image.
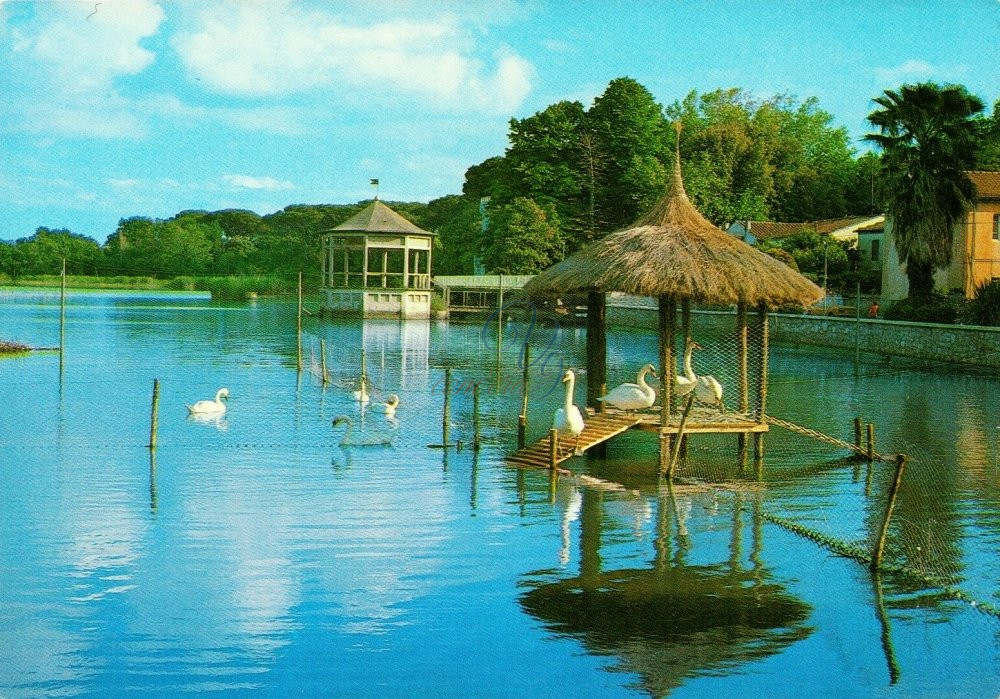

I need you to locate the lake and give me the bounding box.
[1,289,998,697]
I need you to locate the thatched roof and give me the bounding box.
[329,199,431,236]
[524,147,823,307]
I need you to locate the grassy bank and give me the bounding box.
[0,274,297,300]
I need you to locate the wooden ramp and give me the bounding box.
[506,413,642,470]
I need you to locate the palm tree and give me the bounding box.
[865,83,984,302]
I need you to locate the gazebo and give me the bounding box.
[523,135,822,469]
[320,199,434,319]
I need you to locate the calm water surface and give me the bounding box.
[1,290,998,697]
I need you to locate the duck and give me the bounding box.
[187,388,229,415]
[675,337,698,398]
[553,369,585,456]
[331,415,393,447]
[376,394,400,417]
[598,363,657,412]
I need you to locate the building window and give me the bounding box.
[993,214,1000,241]
[871,239,880,262]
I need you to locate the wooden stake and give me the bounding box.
[361,348,368,390]
[737,301,749,414]
[755,302,769,420]
[867,423,875,461]
[548,428,559,469]
[473,382,481,451]
[496,274,504,368]
[296,271,303,373]
[148,378,160,450]
[854,417,863,455]
[443,368,452,447]
[666,394,695,478]
[320,339,329,386]
[872,454,908,570]
[59,258,66,375]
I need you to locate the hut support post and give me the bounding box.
[872,454,908,570]
[658,295,677,469]
[737,301,750,461]
[518,344,530,449]
[752,303,769,475]
[586,292,607,412]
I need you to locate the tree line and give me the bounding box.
[3,76,998,300]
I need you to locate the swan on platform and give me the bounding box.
[332,415,393,447]
[598,363,657,412]
[553,369,585,456]
[187,388,229,415]
[695,373,725,410]
[675,338,698,397]
[352,379,370,403]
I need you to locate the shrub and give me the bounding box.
[202,275,293,300]
[884,291,959,324]
[961,279,1000,326]
[165,276,197,291]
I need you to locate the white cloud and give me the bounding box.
[223,175,295,191]
[172,2,533,112]
[108,178,141,189]
[873,59,968,84]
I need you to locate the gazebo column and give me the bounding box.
[753,302,769,471]
[658,294,676,473]
[586,291,607,413]
[678,299,691,458]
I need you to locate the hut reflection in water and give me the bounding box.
[520,487,813,696]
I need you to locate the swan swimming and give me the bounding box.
[598,363,657,412]
[553,369,585,456]
[377,394,400,417]
[187,388,229,415]
[332,415,393,447]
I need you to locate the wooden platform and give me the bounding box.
[597,405,769,435]
[506,413,642,470]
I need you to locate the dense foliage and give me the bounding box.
[961,279,1000,327]
[884,291,960,324]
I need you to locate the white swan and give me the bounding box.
[187,388,229,415]
[352,379,370,403]
[598,363,657,412]
[332,415,393,447]
[695,373,725,410]
[675,338,698,397]
[377,394,400,417]
[553,369,585,456]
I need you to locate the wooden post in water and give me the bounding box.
[442,368,452,447]
[59,258,67,375]
[296,271,303,373]
[518,344,530,449]
[496,274,504,368]
[666,394,696,479]
[473,382,481,451]
[320,340,329,386]
[867,423,876,461]
[854,417,863,456]
[148,378,160,450]
[586,292,607,412]
[361,348,368,392]
[548,428,559,469]
[737,302,750,462]
[872,453,908,570]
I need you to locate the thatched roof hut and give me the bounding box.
[523,137,820,473]
[523,148,822,308]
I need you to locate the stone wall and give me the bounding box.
[606,297,1000,370]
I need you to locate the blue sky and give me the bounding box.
[1,0,998,243]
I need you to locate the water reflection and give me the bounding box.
[522,488,812,696]
[186,412,230,431]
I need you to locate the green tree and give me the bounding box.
[483,197,564,274]
[976,99,1000,170]
[12,228,102,275]
[430,196,484,275]
[865,82,984,301]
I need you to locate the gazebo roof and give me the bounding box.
[329,199,432,236]
[524,145,822,308]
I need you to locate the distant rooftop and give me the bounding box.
[731,216,882,241]
[968,171,1000,200]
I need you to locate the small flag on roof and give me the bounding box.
[370,178,379,186]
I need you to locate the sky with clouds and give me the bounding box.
[1,0,998,242]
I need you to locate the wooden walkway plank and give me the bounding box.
[506,413,642,470]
